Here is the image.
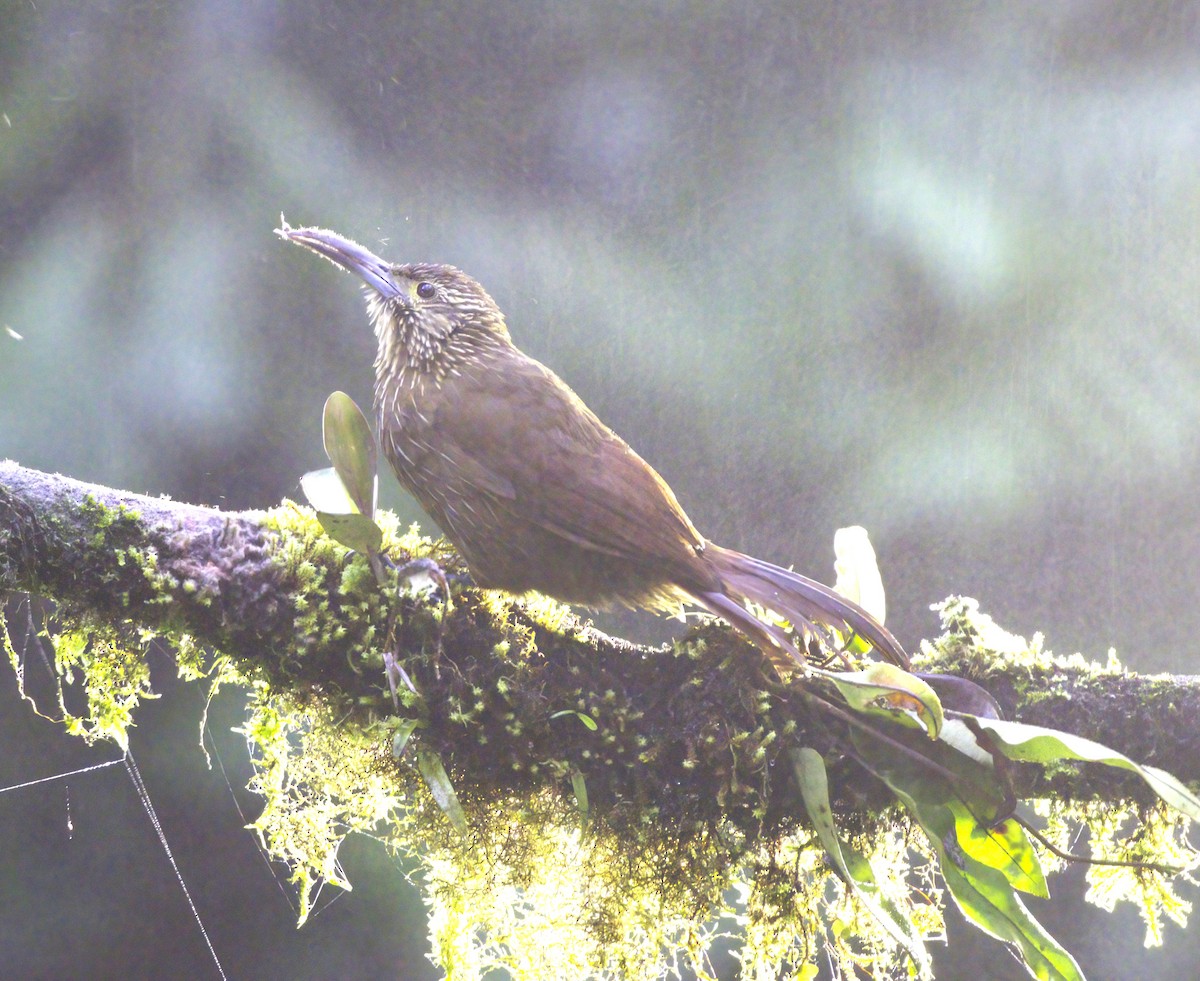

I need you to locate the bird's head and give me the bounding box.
[278,220,509,377]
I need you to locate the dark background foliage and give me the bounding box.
[2,2,1198,978]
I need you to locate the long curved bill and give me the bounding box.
[276,217,401,299]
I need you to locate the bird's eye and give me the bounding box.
[416,281,437,299]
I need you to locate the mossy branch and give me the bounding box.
[3,460,1199,804]
[3,459,1199,980]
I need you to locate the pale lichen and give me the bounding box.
[235,682,410,923]
[1033,798,1196,948]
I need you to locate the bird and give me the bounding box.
[278,220,908,673]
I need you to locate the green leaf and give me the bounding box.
[570,768,589,829]
[832,526,886,655]
[389,717,424,759]
[314,511,383,555]
[816,662,944,738]
[791,747,931,975]
[920,801,1082,981]
[950,801,1047,898]
[417,748,468,835]
[975,717,1200,822]
[938,842,1083,980]
[833,525,886,622]
[854,729,1081,981]
[300,466,358,514]
[322,391,378,516]
[549,709,598,731]
[849,718,1007,816]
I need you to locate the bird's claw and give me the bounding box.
[385,555,455,683]
[381,554,461,602]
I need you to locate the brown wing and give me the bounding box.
[429,350,706,572]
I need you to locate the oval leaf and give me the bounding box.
[833,525,886,622]
[315,511,383,555]
[916,672,1003,719]
[417,748,468,835]
[322,391,378,516]
[300,467,358,514]
[818,662,944,738]
[550,709,598,731]
[951,803,1048,899]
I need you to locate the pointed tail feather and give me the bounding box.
[700,545,909,669]
[693,590,806,674]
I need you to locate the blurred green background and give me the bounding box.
[2,2,1199,978]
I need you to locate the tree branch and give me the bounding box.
[3,459,1198,811]
[8,458,1200,981]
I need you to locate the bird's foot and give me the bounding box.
[382,555,457,685]
[386,555,452,602]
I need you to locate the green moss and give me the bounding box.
[79,493,142,545]
[70,495,157,609]
[205,524,911,972]
[916,597,1198,953]
[11,503,1197,980]
[921,595,1119,678]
